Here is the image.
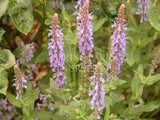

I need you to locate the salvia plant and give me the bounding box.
[0,0,160,120]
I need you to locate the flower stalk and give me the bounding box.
[13,64,27,99]
[107,4,127,81]
[77,0,94,97]
[48,13,66,89]
[89,62,105,119]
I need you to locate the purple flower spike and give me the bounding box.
[74,0,87,15]
[48,13,66,89]
[89,62,105,119]
[107,4,127,81]
[13,64,27,99]
[21,42,35,62]
[0,99,8,110]
[50,0,65,10]
[137,0,150,22]
[78,1,94,60]
[77,1,94,96]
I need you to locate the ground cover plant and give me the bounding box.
[0,0,160,120]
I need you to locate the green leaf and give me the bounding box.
[62,10,71,22]
[105,92,124,106]
[63,34,78,45]
[94,47,109,66]
[23,90,40,106]
[148,3,160,31]
[131,65,144,100]
[126,100,160,119]
[34,110,53,120]
[0,0,9,18]
[44,18,52,26]
[146,74,160,85]
[24,82,33,98]
[127,16,152,48]
[106,79,126,92]
[126,42,141,66]
[0,49,15,71]
[8,0,33,35]
[57,101,79,119]
[35,49,49,63]
[0,70,8,95]
[6,92,21,107]
[93,18,106,33]
[49,78,62,102]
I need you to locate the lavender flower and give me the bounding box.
[89,62,105,119]
[51,0,65,10]
[77,0,93,59]
[107,4,127,80]
[13,64,27,99]
[48,13,66,89]
[36,103,42,110]
[77,0,94,96]
[74,0,87,15]
[0,99,8,110]
[18,42,36,80]
[50,103,54,111]
[137,0,150,22]
[21,42,35,62]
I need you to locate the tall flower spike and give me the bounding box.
[48,13,66,89]
[18,42,36,81]
[13,64,27,99]
[149,50,160,74]
[89,62,105,119]
[77,1,94,96]
[107,4,127,81]
[137,0,150,22]
[74,0,87,15]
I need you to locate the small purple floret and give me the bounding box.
[137,0,150,22]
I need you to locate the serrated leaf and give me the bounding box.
[93,18,106,33]
[8,0,33,35]
[0,49,15,70]
[6,92,21,107]
[23,90,40,106]
[0,0,9,18]
[148,3,160,31]
[0,70,8,95]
